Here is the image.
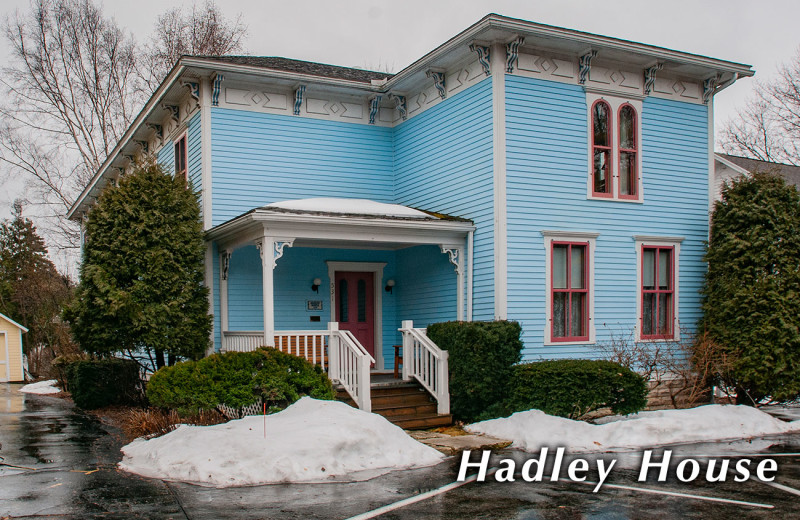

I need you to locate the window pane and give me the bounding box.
[339,279,348,322]
[619,106,635,150]
[643,249,655,289]
[553,293,567,338]
[593,102,609,147]
[643,293,655,336]
[658,293,672,335]
[553,245,567,289]
[659,250,671,290]
[620,152,636,196]
[593,149,610,193]
[571,293,585,337]
[571,246,585,289]
[357,279,366,322]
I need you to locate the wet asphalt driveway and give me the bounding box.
[3,382,800,520]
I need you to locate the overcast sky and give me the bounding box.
[1,0,798,227]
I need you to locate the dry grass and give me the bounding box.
[92,406,227,441]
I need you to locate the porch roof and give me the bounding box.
[206,198,475,252]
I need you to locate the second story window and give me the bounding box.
[618,104,638,198]
[587,95,642,202]
[592,101,612,197]
[174,133,188,181]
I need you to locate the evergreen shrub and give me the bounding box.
[426,320,522,422]
[146,347,336,415]
[503,359,648,419]
[65,358,143,409]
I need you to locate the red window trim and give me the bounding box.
[617,103,639,200]
[174,132,188,183]
[640,245,675,340]
[591,99,614,198]
[551,241,590,342]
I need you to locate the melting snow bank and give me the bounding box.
[466,405,800,453]
[19,380,60,394]
[119,397,444,486]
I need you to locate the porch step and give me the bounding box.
[336,380,452,430]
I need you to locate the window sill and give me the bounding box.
[544,339,596,346]
[587,195,644,204]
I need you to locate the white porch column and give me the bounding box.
[255,236,294,347]
[441,246,465,321]
[219,250,231,350]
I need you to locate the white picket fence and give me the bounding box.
[398,320,450,415]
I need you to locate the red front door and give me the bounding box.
[335,271,375,361]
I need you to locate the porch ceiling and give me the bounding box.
[206,199,475,252]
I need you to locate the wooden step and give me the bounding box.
[335,379,452,429]
[390,413,453,430]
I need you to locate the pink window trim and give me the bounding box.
[640,245,675,340]
[617,103,639,200]
[551,241,590,342]
[591,99,614,198]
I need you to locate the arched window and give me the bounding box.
[591,101,612,196]
[618,104,637,198]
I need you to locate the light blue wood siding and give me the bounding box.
[396,246,458,328]
[394,78,495,320]
[505,75,709,360]
[188,113,202,195]
[210,109,394,226]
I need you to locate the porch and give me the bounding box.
[206,199,476,421]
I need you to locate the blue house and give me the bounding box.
[67,14,753,419]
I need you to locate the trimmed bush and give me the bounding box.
[146,347,336,415]
[503,359,648,419]
[427,321,523,422]
[65,358,143,409]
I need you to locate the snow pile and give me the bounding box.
[119,397,444,486]
[267,198,435,219]
[19,379,61,395]
[466,405,800,453]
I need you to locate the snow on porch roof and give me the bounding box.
[261,198,468,221]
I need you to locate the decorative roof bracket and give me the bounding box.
[426,69,447,99]
[469,42,491,76]
[389,93,407,121]
[703,73,723,104]
[211,74,225,106]
[506,36,525,73]
[578,50,598,85]
[161,104,180,123]
[368,95,382,125]
[643,62,664,96]
[293,85,306,115]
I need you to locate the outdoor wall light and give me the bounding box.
[385,279,395,294]
[311,278,322,292]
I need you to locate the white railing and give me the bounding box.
[222,331,265,352]
[399,320,450,414]
[328,323,374,413]
[221,325,373,412]
[274,330,330,370]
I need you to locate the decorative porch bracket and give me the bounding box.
[255,237,295,346]
[441,245,465,321]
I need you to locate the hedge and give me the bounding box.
[146,347,336,415]
[503,359,648,419]
[427,320,523,422]
[64,358,143,409]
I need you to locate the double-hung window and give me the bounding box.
[587,94,642,201]
[635,237,682,341]
[543,231,598,345]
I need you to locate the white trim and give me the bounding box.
[491,42,508,320]
[467,230,474,321]
[585,93,644,203]
[201,77,213,230]
[634,237,682,342]
[542,231,598,345]
[1,331,8,382]
[326,261,386,371]
[713,153,750,176]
